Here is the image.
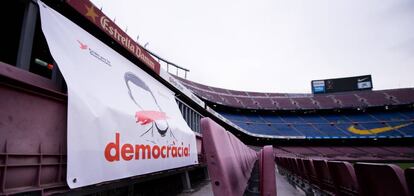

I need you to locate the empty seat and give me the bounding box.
[327,161,358,196]
[354,163,410,196]
[260,146,277,196]
[296,159,308,182]
[405,167,414,195]
[201,117,257,196]
[312,159,335,193]
[290,158,300,176]
[303,159,319,185]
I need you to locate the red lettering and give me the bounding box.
[167,146,171,158]
[104,133,193,162]
[152,145,160,159]
[172,146,177,158]
[161,146,167,158]
[184,147,189,157]
[135,144,151,159]
[121,144,134,161]
[178,147,182,157]
[104,132,120,162]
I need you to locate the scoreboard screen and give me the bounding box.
[311,75,373,94]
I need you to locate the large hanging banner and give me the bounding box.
[38,1,198,188]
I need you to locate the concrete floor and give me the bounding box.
[275,169,306,196]
[177,169,304,196]
[177,181,213,196]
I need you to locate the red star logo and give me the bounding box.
[85,4,98,23]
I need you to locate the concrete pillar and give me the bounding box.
[181,171,193,192]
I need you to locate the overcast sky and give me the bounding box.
[91,0,414,93]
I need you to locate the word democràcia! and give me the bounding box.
[104,132,191,162]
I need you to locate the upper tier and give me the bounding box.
[175,77,414,110]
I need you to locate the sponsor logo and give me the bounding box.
[357,77,369,82]
[313,86,325,93]
[77,40,111,66]
[312,81,325,93]
[357,81,372,89]
[312,80,325,87]
[84,4,98,23]
[347,123,412,135]
[82,3,157,71]
[99,16,155,70]
[326,80,334,89]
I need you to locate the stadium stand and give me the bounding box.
[172,76,414,141]
[260,146,277,196]
[405,167,414,195]
[272,146,414,161]
[202,117,257,196]
[175,74,414,194]
[201,118,276,196]
[312,160,336,193]
[354,163,411,196]
[327,161,359,196]
[276,156,413,196]
[220,111,414,139]
[2,0,414,194]
[174,76,414,110]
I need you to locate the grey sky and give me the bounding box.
[91,0,414,93]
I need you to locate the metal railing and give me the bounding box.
[144,48,190,79]
[176,98,203,133]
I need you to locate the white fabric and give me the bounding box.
[39,1,198,188]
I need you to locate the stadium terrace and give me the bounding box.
[1,0,413,195]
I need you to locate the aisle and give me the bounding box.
[276,169,306,196]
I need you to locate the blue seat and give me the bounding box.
[294,124,326,137]
[314,124,350,137]
[219,111,414,138]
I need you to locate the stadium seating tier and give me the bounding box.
[221,111,414,139]
[174,76,414,110]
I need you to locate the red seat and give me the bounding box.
[303,159,319,185]
[297,159,308,181]
[405,167,414,195]
[202,118,258,196]
[355,163,410,196]
[260,146,276,196]
[312,159,335,193]
[327,161,358,196]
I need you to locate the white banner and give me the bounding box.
[39,2,198,188]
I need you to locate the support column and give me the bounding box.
[203,166,210,180]
[181,171,193,192]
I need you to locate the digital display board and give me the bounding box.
[311,75,373,94]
